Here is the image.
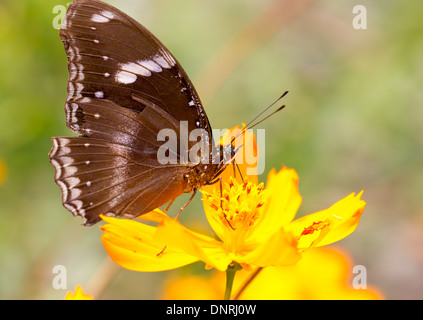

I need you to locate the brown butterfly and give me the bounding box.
[49,0,286,226]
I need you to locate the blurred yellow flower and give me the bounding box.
[64,285,93,300]
[161,247,384,300]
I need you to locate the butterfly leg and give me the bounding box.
[163,198,176,214]
[156,200,175,257]
[175,189,198,220]
[156,199,177,256]
[157,191,198,257]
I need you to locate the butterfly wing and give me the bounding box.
[50,97,189,226]
[61,0,211,137]
[50,0,212,225]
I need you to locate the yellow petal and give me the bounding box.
[286,191,366,250]
[239,228,301,267]
[200,190,226,241]
[136,208,170,223]
[100,215,198,272]
[251,166,302,242]
[155,219,232,272]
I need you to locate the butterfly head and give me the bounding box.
[210,142,242,179]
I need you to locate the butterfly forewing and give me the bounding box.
[61,0,211,137]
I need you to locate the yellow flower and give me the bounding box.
[153,166,365,271]
[64,285,93,300]
[161,247,384,300]
[100,126,366,272]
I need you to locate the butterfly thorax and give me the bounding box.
[184,163,220,193]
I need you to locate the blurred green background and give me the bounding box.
[1,0,422,299]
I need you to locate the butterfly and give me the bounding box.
[49,0,244,226]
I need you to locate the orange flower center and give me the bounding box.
[202,177,267,253]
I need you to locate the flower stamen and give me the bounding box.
[301,221,330,236]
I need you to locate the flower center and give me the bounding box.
[202,177,266,235]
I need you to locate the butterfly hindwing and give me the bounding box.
[50,97,191,225]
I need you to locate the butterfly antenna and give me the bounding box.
[243,105,285,131]
[243,90,288,130]
[230,90,289,144]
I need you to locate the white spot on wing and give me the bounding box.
[70,102,79,124]
[75,83,83,97]
[60,156,74,166]
[69,189,82,199]
[92,13,110,23]
[94,91,104,98]
[68,47,75,61]
[67,82,74,93]
[159,49,176,67]
[50,139,60,158]
[64,203,76,214]
[57,180,68,202]
[153,54,171,69]
[137,59,162,73]
[66,177,80,189]
[115,61,156,84]
[115,70,137,84]
[120,62,151,77]
[63,165,77,176]
[51,159,62,180]
[70,199,83,210]
[101,11,114,20]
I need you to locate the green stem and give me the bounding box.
[224,263,242,300]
